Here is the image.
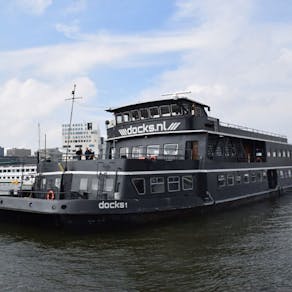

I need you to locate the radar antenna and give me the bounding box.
[64,84,83,169]
[161,91,191,98]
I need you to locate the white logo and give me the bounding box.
[98,201,128,209]
[118,121,181,136]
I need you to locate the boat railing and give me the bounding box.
[219,121,287,140]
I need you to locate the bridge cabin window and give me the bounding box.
[251,173,256,183]
[123,113,130,122]
[171,104,182,116]
[104,177,114,192]
[131,110,140,121]
[80,178,88,192]
[149,107,160,118]
[116,114,123,124]
[160,105,171,117]
[92,178,98,191]
[140,108,149,120]
[150,177,165,194]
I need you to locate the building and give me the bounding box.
[0,147,4,157]
[62,121,101,160]
[6,148,31,157]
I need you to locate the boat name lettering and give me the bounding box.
[98,201,128,209]
[118,121,181,136]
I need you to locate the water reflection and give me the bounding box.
[0,196,291,291]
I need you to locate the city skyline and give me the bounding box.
[1,1,292,149]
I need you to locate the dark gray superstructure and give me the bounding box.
[0,97,291,230]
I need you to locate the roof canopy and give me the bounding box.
[106,97,210,113]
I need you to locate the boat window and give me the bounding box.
[92,178,99,191]
[123,112,130,122]
[236,174,241,184]
[267,151,271,157]
[80,178,88,191]
[116,114,123,124]
[272,151,276,158]
[257,172,262,182]
[147,145,160,157]
[251,173,256,183]
[278,151,282,158]
[160,105,171,117]
[288,151,290,158]
[217,175,225,187]
[289,170,292,178]
[149,107,160,118]
[167,176,180,192]
[279,170,284,179]
[104,177,114,192]
[132,146,144,159]
[110,147,116,159]
[120,147,129,158]
[262,171,267,180]
[140,108,149,120]
[41,178,46,188]
[227,174,234,186]
[55,178,61,189]
[163,144,178,156]
[182,176,193,190]
[150,177,165,194]
[132,178,146,195]
[243,174,249,183]
[283,150,286,157]
[171,104,182,116]
[131,110,140,121]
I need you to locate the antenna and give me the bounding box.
[161,91,191,98]
[64,84,83,169]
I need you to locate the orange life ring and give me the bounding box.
[46,190,55,200]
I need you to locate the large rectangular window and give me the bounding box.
[150,177,165,194]
[80,178,88,191]
[171,104,182,116]
[147,145,160,157]
[131,110,140,121]
[163,144,178,156]
[168,176,180,192]
[120,147,129,158]
[132,146,144,158]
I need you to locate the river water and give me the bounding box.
[0,196,291,291]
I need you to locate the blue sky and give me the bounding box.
[1,0,292,150]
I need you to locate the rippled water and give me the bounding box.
[0,196,292,291]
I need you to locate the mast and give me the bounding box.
[64,84,82,170]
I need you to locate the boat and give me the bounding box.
[0,96,291,230]
[0,157,37,195]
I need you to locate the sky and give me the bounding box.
[1,0,292,151]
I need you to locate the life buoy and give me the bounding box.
[46,190,55,200]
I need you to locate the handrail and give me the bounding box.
[219,121,287,140]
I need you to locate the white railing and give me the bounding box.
[220,121,287,140]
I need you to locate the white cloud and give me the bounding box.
[2,0,292,148]
[0,77,97,149]
[13,0,53,15]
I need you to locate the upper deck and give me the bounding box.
[105,97,287,144]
